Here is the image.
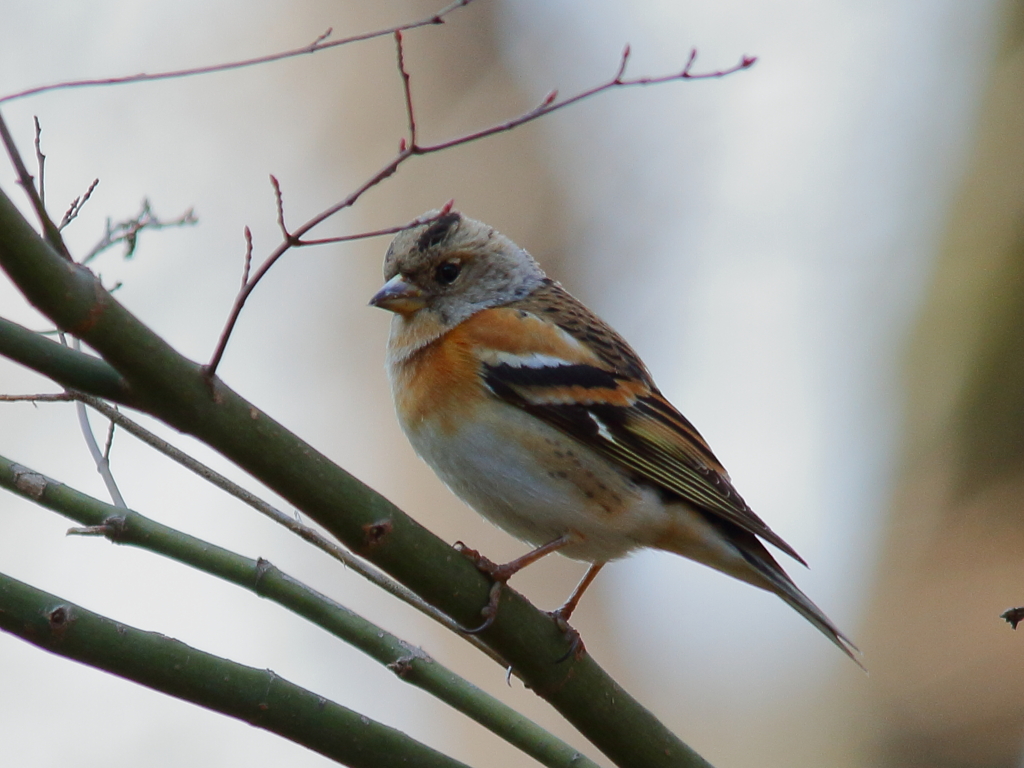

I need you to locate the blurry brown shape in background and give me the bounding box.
[864,3,1024,766]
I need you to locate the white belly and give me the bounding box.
[402,400,670,562]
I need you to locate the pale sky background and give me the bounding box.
[0,2,1004,767]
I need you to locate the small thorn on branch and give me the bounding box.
[542,90,558,107]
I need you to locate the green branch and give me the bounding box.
[0,570,470,768]
[0,316,130,401]
[0,454,598,768]
[0,181,712,768]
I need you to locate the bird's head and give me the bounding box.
[370,211,546,330]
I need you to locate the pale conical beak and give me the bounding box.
[369,274,426,315]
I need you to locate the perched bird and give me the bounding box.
[371,210,858,663]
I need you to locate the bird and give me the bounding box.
[370,209,859,664]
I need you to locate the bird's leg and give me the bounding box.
[551,561,605,662]
[456,534,573,581]
[551,561,605,625]
[454,534,573,634]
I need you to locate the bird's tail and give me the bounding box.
[654,512,863,668]
[741,544,864,670]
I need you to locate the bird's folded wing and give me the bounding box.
[474,303,805,565]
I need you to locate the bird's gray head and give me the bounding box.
[371,210,546,327]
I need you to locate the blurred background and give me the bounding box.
[0,1,1020,766]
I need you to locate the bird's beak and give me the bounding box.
[369,274,425,315]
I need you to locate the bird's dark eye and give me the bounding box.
[435,261,461,285]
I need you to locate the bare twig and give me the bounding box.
[241,226,253,286]
[395,31,417,149]
[81,199,197,265]
[33,117,45,209]
[59,178,100,230]
[0,0,477,104]
[0,114,191,270]
[0,111,71,259]
[204,45,755,375]
[206,202,450,374]
[270,175,291,242]
[101,416,116,461]
[299,203,454,247]
[0,393,75,403]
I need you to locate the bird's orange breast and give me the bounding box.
[390,306,602,434]
[391,330,483,435]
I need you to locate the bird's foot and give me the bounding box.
[453,541,519,582]
[452,537,578,637]
[453,541,514,634]
[549,606,586,662]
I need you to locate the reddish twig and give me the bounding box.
[395,31,417,150]
[204,44,754,376]
[241,226,253,286]
[0,0,476,104]
[300,202,454,247]
[420,45,756,154]
[269,175,291,242]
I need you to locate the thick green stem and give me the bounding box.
[0,316,129,401]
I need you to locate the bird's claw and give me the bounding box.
[453,541,518,581]
[453,542,513,633]
[458,581,504,634]
[550,608,586,662]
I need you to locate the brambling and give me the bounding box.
[371,210,858,663]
